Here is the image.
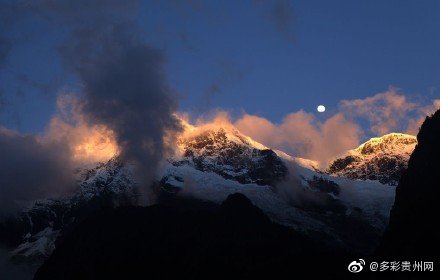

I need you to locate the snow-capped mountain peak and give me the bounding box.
[177,120,268,153]
[169,123,288,186]
[327,133,417,185]
[352,133,417,157]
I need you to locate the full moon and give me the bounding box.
[317,105,326,113]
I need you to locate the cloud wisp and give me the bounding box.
[0,0,183,213]
[341,88,440,135]
[253,0,296,41]
[340,88,416,135]
[0,126,76,216]
[0,93,120,216]
[235,111,361,168]
[32,0,182,203]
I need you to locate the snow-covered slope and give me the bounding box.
[0,158,138,265]
[1,125,396,264]
[159,125,394,250]
[327,133,417,186]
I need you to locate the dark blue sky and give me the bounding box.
[1,0,439,133]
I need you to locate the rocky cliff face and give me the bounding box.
[377,111,440,258]
[327,133,417,186]
[173,127,288,186]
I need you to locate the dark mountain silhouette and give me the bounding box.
[34,193,355,279]
[377,109,440,259]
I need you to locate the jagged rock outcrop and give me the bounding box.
[174,127,288,186]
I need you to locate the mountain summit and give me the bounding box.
[171,125,287,186]
[327,133,417,185]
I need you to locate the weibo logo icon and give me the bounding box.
[348,259,365,273]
